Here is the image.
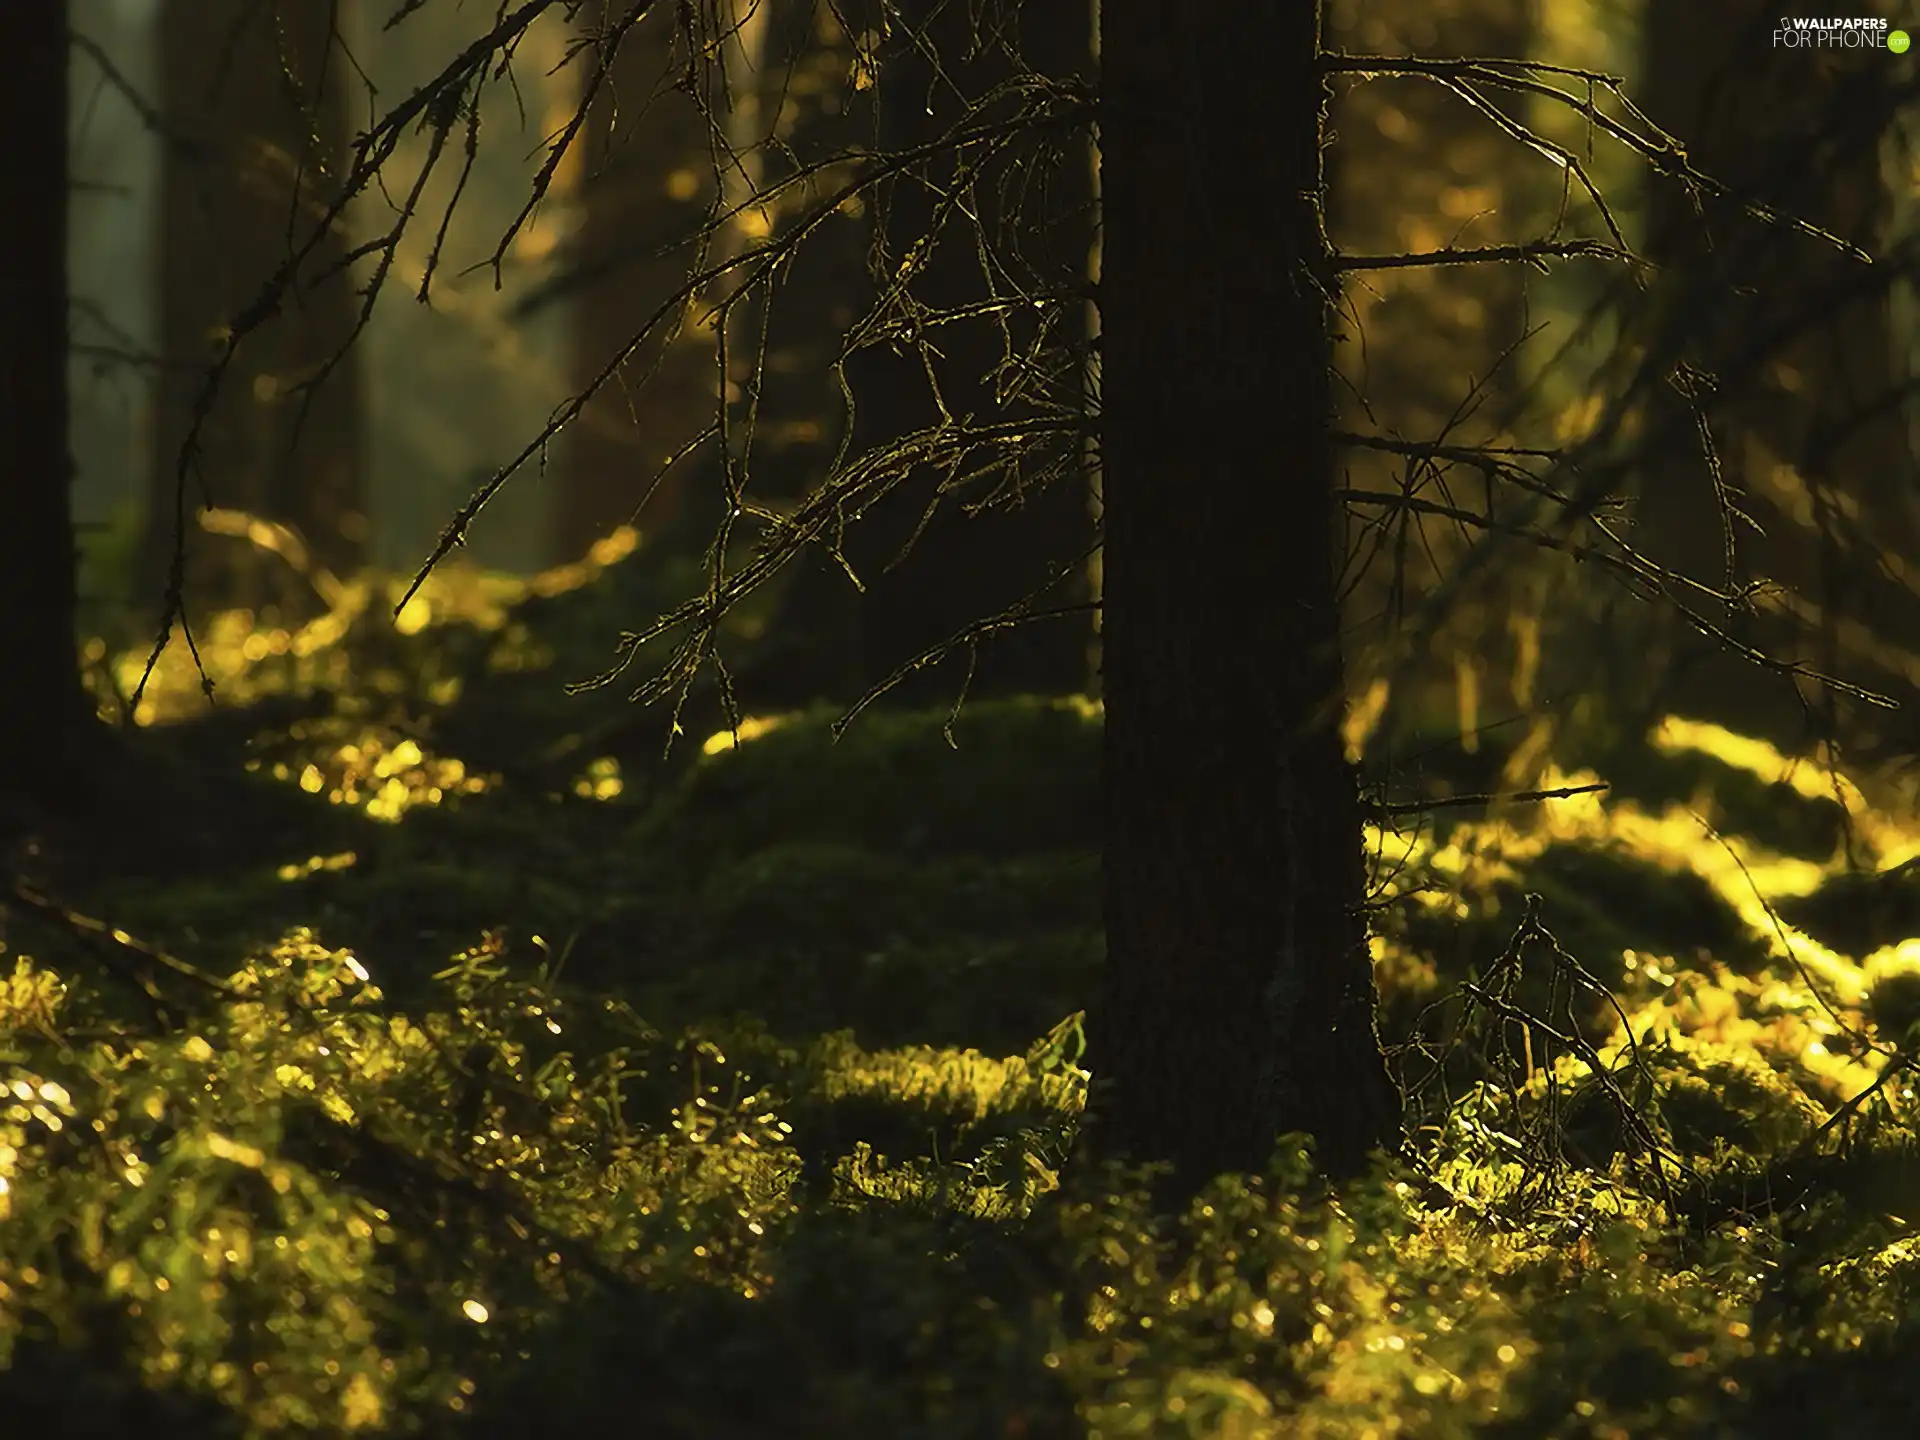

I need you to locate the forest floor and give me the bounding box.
[4,528,1920,1437]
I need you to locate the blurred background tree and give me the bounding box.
[38,3,1918,828]
[42,0,1918,867]
[1632,0,1920,760]
[548,0,728,561]
[833,0,1098,708]
[32,0,1910,844]
[2,0,93,819]
[338,0,574,578]
[145,0,367,620]
[1329,0,1556,786]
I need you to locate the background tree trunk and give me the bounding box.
[737,0,1098,709]
[846,0,1098,705]
[147,0,366,618]
[704,0,875,706]
[0,2,93,817]
[1091,0,1401,1190]
[1328,0,1543,740]
[555,1,723,562]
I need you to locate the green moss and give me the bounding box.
[1655,1048,1824,1159]
[635,697,1102,866]
[1554,1038,1823,1170]
[1568,734,1850,861]
[1526,840,1770,976]
[643,841,1101,1048]
[1867,962,1920,1041]
[690,844,1098,956]
[1778,862,1920,958]
[36,544,1920,1437]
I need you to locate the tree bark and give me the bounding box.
[147,0,366,618]
[0,2,94,818]
[555,1,723,562]
[1091,0,1401,1190]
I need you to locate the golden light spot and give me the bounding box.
[701,713,792,755]
[574,755,624,800]
[379,739,424,774]
[1439,185,1497,219]
[394,596,431,636]
[462,1299,490,1324]
[1399,218,1443,254]
[514,218,560,264]
[342,1370,384,1429]
[206,1133,266,1168]
[1344,676,1390,761]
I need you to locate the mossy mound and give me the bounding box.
[1652,1043,1825,1160]
[1568,731,1851,862]
[1866,952,1920,1042]
[464,1200,1073,1440]
[565,698,1106,1045]
[632,697,1102,868]
[689,844,1097,958]
[654,843,1099,1049]
[1523,840,1770,977]
[1554,1037,1823,1168]
[1383,836,1770,1040]
[1777,861,1920,959]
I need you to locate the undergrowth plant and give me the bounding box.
[5,568,1920,1436]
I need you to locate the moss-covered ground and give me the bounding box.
[5,532,1920,1437]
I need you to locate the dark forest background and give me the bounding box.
[3,0,1920,1435]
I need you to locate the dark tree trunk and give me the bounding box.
[147,0,366,618]
[847,0,1098,705]
[712,0,876,706]
[1637,0,1920,754]
[1091,0,1401,1190]
[555,1,722,563]
[0,3,94,817]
